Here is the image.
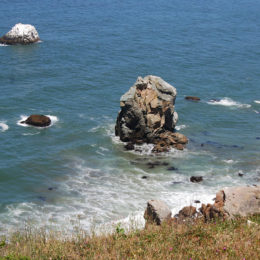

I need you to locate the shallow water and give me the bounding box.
[0,0,259,234]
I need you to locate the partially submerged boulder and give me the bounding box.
[185,96,200,101]
[115,76,188,152]
[190,176,203,183]
[0,23,40,45]
[144,199,172,225]
[21,115,51,127]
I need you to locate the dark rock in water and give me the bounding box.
[0,23,40,45]
[21,115,51,127]
[238,172,244,177]
[142,175,148,179]
[167,166,178,171]
[194,200,201,203]
[256,137,260,140]
[115,75,188,152]
[147,161,167,168]
[185,96,200,101]
[124,142,134,150]
[172,181,182,185]
[162,162,169,166]
[190,176,203,183]
[201,143,204,147]
[37,196,46,201]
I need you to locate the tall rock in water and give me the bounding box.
[115,75,188,152]
[0,23,40,45]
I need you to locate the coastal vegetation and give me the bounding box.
[0,215,259,259]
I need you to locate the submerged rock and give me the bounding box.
[0,23,40,45]
[115,76,188,152]
[190,176,203,183]
[144,199,172,225]
[21,115,51,127]
[185,96,200,101]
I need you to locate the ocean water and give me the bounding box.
[0,0,259,234]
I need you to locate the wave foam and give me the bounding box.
[207,97,251,108]
[175,124,187,131]
[0,43,8,47]
[254,100,260,104]
[0,122,9,132]
[17,115,59,128]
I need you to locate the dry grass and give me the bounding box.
[0,215,259,260]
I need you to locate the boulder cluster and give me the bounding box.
[144,185,260,225]
[115,75,188,152]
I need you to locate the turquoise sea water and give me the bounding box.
[0,0,259,233]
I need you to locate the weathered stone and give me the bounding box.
[144,199,172,225]
[223,185,260,218]
[178,206,197,218]
[185,96,200,101]
[115,76,188,152]
[0,23,40,45]
[200,185,260,221]
[190,176,203,183]
[21,115,51,127]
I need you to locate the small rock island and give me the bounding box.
[115,75,188,152]
[0,23,40,45]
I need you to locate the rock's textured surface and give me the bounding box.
[0,23,40,45]
[21,115,51,127]
[223,185,260,218]
[200,185,260,221]
[115,75,188,152]
[144,199,172,225]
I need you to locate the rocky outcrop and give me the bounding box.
[144,200,172,225]
[0,23,40,45]
[200,185,260,221]
[21,115,51,127]
[115,76,188,152]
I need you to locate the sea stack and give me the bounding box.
[0,23,40,45]
[115,75,188,152]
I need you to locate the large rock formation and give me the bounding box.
[200,185,260,221]
[0,23,40,45]
[115,76,188,152]
[21,115,51,127]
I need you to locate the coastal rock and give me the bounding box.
[21,115,51,127]
[144,199,172,225]
[200,186,260,221]
[115,75,188,152]
[185,96,200,101]
[190,176,203,183]
[223,185,260,218]
[177,206,197,219]
[0,23,40,45]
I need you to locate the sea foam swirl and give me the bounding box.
[0,121,9,132]
[207,97,251,108]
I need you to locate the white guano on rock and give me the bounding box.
[0,23,40,45]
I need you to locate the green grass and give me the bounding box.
[0,215,259,259]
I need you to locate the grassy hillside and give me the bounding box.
[0,215,259,260]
